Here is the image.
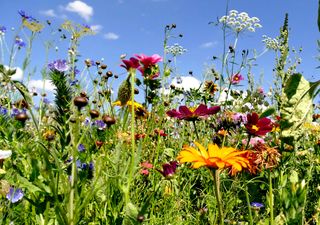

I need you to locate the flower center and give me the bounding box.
[252,125,259,131]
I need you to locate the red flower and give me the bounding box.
[245,112,273,136]
[120,57,140,71]
[166,104,220,121]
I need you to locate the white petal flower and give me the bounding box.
[0,150,12,159]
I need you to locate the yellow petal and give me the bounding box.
[194,142,209,158]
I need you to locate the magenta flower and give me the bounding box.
[166,104,220,121]
[245,112,273,136]
[120,57,140,71]
[157,161,178,179]
[135,54,162,79]
[231,73,244,84]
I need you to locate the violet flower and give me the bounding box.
[157,161,178,179]
[6,187,24,203]
[48,59,69,72]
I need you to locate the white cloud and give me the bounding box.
[200,41,218,48]
[91,24,103,33]
[65,1,93,21]
[2,66,23,81]
[28,79,55,92]
[39,9,57,17]
[103,32,119,40]
[161,76,201,95]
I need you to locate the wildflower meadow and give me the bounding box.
[0,1,319,224]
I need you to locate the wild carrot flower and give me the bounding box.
[157,161,178,179]
[6,187,24,203]
[230,73,244,84]
[177,142,251,175]
[0,150,12,159]
[245,112,273,136]
[166,104,220,121]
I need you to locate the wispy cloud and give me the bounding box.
[200,41,218,48]
[90,25,103,33]
[65,0,93,21]
[39,9,57,17]
[28,79,55,92]
[103,32,119,40]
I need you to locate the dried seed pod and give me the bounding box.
[89,109,100,118]
[73,96,88,109]
[102,115,116,127]
[15,112,28,122]
[100,64,107,70]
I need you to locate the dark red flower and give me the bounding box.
[166,104,220,121]
[120,57,140,71]
[157,161,178,179]
[154,128,167,137]
[245,112,273,136]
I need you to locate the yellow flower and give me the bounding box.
[177,142,251,175]
[113,100,148,118]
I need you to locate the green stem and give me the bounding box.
[211,169,224,225]
[245,186,253,225]
[269,171,274,225]
[192,120,200,140]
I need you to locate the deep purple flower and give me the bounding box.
[250,202,264,209]
[0,26,6,34]
[78,144,86,152]
[15,36,26,48]
[157,161,178,179]
[48,59,69,72]
[6,187,24,203]
[166,104,220,121]
[89,162,94,171]
[11,108,20,117]
[18,10,35,21]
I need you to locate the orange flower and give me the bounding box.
[177,142,251,175]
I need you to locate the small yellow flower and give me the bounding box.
[177,142,251,175]
[113,100,148,118]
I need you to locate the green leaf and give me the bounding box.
[16,175,42,194]
[259,107,276,118]
[280,73,320,144]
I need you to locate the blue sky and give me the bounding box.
[0,0,319,97]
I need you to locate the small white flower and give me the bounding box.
[251,17,260,23]
[248,27,255,32]
[254,23,262,28]
[0,150,12,159]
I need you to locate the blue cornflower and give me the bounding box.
[6,187,24,203]
[48,59,69,72]
[18,10,35,21]
[89,162,94,171]
[94,120,106,130]
[69,79,79,86]
[15,36,26,48]
[42,98,51,105]
[0,26,6,35]
[250,202,264,210]
[11,108,20,117]
[0,106,8,116]
[78,144,86,152]
[76,159,82,169]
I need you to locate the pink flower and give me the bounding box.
[166,104,220,121]
[135,54,162,79]
[242,137,265,147]
[135,54,162,68]
[231,73,244,84]
[120,57,140,71]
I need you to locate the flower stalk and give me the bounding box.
[211,169,224,225]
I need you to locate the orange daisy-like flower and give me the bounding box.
[177,142,251,175]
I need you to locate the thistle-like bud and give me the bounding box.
[117,79,131,106]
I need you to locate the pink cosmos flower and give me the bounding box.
[166,104,220,121]
[120,57,140,71]
[135,54,162,79]
[231,73,244,84]
[242,136,265,147]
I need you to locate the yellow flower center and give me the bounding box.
[252,125,259,131]
[189,107,197,113]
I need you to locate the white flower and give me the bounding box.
[248,27,255,32]
[0,150,12,159]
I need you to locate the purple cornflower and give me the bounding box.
[11,108,20,117]
[76,159,82,169]
[157,161,178,179]
[89,162,94,170]
[6,187,24,203]
[94,120,107,130]
[250,202,264,210]
[15,36,26,48]
[42,98,51,105]
[69,79,79,86]
[18,10,35,21]
[0,26,6,35]
[78,144,86,152]
[48,59,69,72]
